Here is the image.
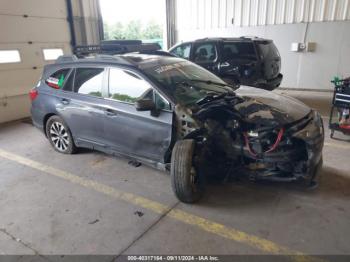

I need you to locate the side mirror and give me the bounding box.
[135,99,156,111]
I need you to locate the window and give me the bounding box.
[154,92,171,110]
[257,42,280,60]
[108,68,152,103]
[45,69,71,89]
[0,50,21,63]
[170,43,191,59]
[222,42,257,61]
[43,48,64,61]
[74,68,104,97]
[193,43,217,63]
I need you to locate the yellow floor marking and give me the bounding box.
[0,148,324,262]
[324,142,350,150]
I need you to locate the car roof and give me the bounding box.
[194,36,271,42]
[53,53,184,69]
[172,36,272,47]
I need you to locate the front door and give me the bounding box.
[191,42,219,74]
[103,67,173,163]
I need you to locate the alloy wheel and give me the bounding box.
[49,121,69,152]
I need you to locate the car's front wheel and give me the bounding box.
[46,115,76,154]
[170,139,203,203]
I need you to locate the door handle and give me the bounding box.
[105,108,117,117]
[61,98,70,105]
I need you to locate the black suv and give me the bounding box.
[30,42,323,203]
[169,37,283,90]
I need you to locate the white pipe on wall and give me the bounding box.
[343,0,349,20]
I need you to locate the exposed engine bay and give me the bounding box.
[175,86,324,183]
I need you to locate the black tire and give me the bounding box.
[45,115,77,154]
[170,139,203,203]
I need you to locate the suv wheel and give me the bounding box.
[171,139,203,203]
[46,116,76,154]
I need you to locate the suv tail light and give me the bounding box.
[29,89,38,101]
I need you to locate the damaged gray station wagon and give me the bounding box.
[30,47,324,203]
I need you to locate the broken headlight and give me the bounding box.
[313,110,324,135]
[313,110,322,126]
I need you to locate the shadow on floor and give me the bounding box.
[200,165,350,207]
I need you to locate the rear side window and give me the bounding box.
[108,68,152,103]
[45,69,71,89]
[222,42,257,61]
[170,43,191,59]
[74,68,104,97]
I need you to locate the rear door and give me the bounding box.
[219,41,259,80]
[103,67,173,163]
[57,67,108,147]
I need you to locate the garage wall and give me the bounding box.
[174,0,350,90]
[0,0,102,124]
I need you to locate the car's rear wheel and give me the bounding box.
[46,116,76,154]
[170,139,203,203]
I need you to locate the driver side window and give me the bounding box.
[193,43,217,63]
[108,68,152,103]
[108,67,171,111]
[170,43,191,60]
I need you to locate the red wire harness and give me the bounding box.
[244,128,285,157]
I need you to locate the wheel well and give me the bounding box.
[43,113,56,136]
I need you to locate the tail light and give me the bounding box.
[29,89,38,101]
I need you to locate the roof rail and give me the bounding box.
[55,55,78,63]
[73,40,162,58]
[240,36,259,39]
[138,50,175,57]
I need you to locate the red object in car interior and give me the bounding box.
[29,89,38,101]
[47,82,60,89]
[339,124,350,130]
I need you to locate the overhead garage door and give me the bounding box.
[0,0,72,124]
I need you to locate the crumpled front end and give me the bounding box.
[242,110,324,182]
[175,91,325,183]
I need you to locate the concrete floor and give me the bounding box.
[0,90,350,260]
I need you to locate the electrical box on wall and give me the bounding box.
[306,42,316,52]
[291,43,302,52]
[291,42,316,52]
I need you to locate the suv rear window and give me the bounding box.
[222,42,257,61]
[257,41,280,60]
[45,69,71,89]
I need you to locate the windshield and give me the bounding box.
[141,60,232,105]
